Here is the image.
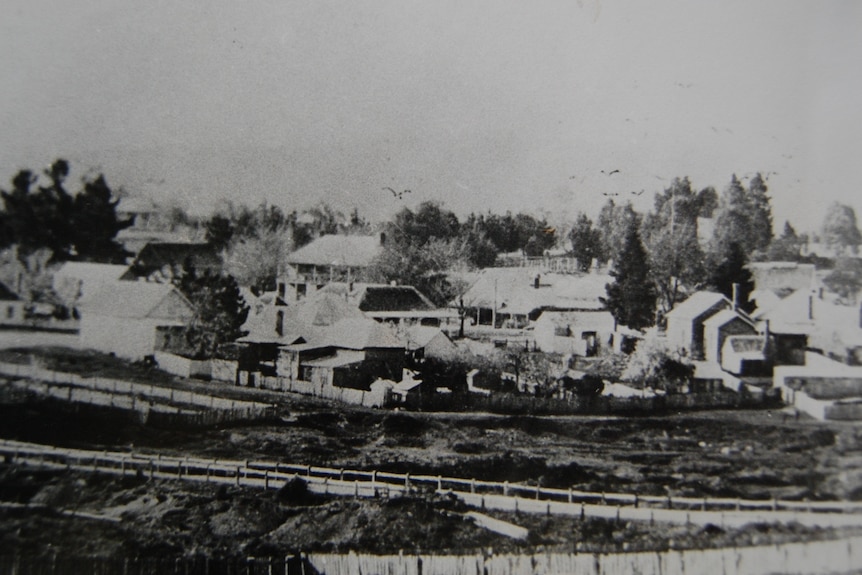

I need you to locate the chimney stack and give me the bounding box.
[732,283,740,312]
[808,295,814,321]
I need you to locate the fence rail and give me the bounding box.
[0,361,275,427]
[3,439,862,529]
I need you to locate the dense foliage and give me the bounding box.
[0,159,131,263]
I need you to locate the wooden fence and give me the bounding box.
[3,439,862,529]
[0,361,275,427]
[2,537,861,575]
[307,536,862,575]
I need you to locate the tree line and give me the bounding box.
[2,160,861,345]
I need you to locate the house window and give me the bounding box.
[276,311,284,336]
[582,331,598,357]
[6,306,14,319]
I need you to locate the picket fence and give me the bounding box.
[307,536,862,575]
[3,439,862,530]
[1,539,860,575]
[0,361,275,427]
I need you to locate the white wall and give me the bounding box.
[80,315,159,360]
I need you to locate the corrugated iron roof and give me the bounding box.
[78,281,194,320]
[286,235,382,267]
[665,291,728,321]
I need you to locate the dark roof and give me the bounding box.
[358,286,435,312]
[121,243,221,280]
[728,336,766,353]
[0,281,20,301]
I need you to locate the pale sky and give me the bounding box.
[1,1,860,232]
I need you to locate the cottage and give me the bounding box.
[0,281,25,326]
[78,282,195,360]
[663,291,732,359]
[702,309,758,364]
[277,234,384,302]
[456,268,610,329]
[532,310,616,356]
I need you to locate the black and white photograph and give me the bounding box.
[1,1,862,573]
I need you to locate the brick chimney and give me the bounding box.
[732,283,740,312]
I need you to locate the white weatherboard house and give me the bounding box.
[78,282,195,360]
[532,310,616,356]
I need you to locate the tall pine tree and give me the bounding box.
[601,219,657,331]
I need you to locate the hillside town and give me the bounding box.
[3,162,862,422]
[3,1,862,573]
[3,159,862,575]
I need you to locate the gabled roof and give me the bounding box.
[0,281,20,301]
[665,291,729,321]
[323,317,404,350]
[79,282,194,321]
[403,325,452,350]
[53,262,129,285]
[703,308,756,330]
[239,293,365,345]
[316,282,435,312]
[457,268,610,315]
[285,235,382,268]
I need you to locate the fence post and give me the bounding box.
[206,465,211,482]
[236,466,241,487]
[471,479,476,494]
[535,484,540,500]
[568,487,573,504]
[702,497,707,511]
[405,473,410,490]
[601,492,606,505]
[265,470,269,490]
[438,475,442,491]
